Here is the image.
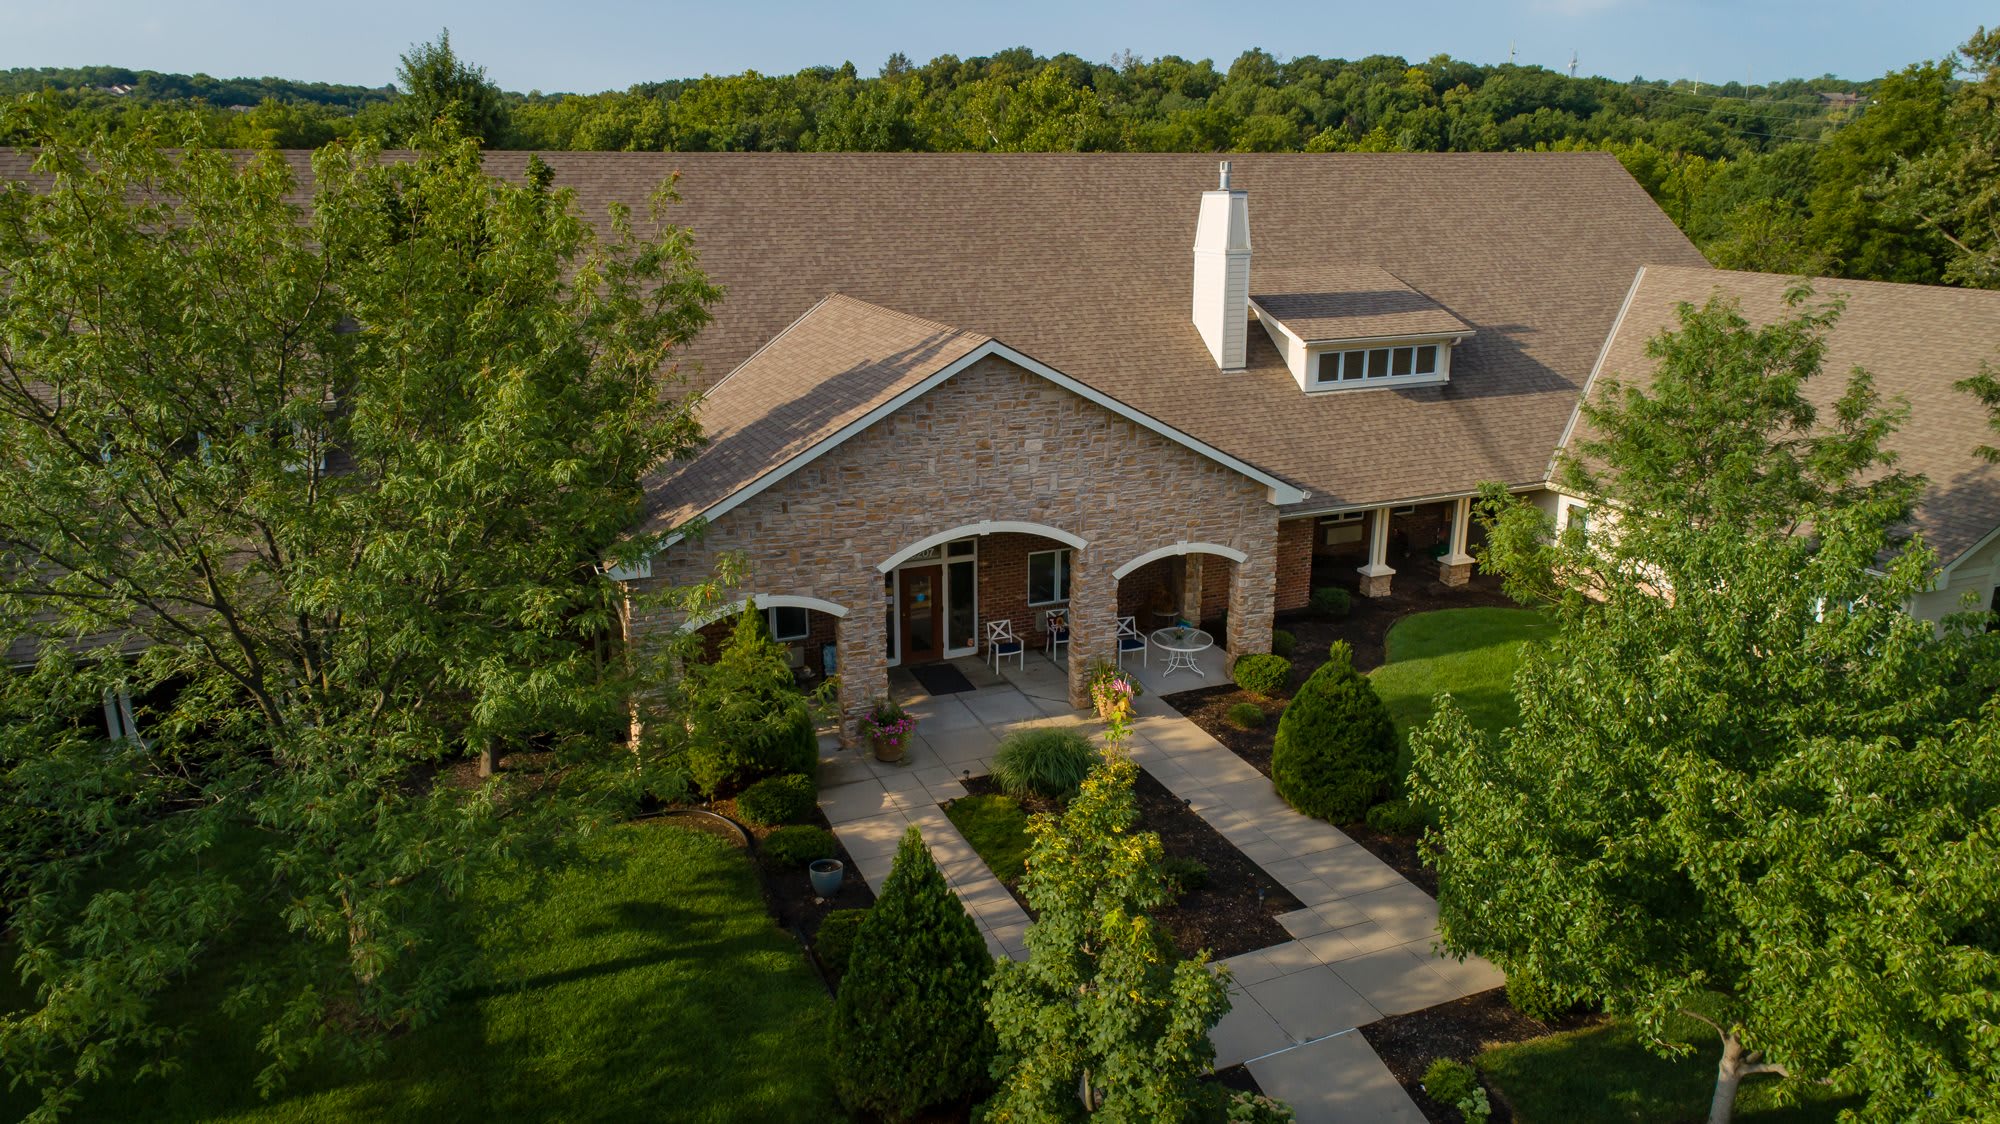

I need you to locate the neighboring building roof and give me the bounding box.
[0,150,1707,517]
[1572,265,2000,567]
[1251,265,1473,343]
[643,294,991,532]
[644,292,1309,535]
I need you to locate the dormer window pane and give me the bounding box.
[1415,345,1438,374]
[1392,348,1413,377]
[1367,349,1390,378]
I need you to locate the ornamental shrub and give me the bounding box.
[815,907,868,980]
[683,606,819,796]
[1310,586,1353,618]
[1225,702,1266,729]
[1232,653,1291,697]
[1505,968,1568,1023]
[1271,641,1397,823]
[1223,1089,1296,1123]
[737,773,816,826]
[833,828,994,1119]
[1421,1058,1490,1121]
[1271,628,1296,658]
[1160,855,1209,897]
[992,727,1099,800]
[761,824,836,867]
[1364,798,1426,837]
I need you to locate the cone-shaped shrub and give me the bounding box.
[832,827,993,1120]
[1271,641,1397,822]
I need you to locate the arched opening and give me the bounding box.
[687,596,849,686]
[877,524,1087,667]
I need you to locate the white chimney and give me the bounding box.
[1192,160,1251,370]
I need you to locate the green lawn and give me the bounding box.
[1369,607,1551,779]
[1480,1016,1860,1124]
[943,794,1032,883]
[5,823,841,1123]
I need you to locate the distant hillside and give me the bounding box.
[0,66,393,109]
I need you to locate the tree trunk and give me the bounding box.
[478,738,499,778]
[1708,1033,1748,1124]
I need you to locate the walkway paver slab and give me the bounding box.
[1249,1032,1426,1124]
[1211,992,1294,1068]
[1245,971,1381,1042]
[1329,945,1465,1016]
[1346,883,1444,944]
[819,782,899,825]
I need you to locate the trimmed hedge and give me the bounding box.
[737,773,817,826]
[1271,629,1297,658]
[1231,653,1292,697]
[992,727,1099,800]
[815,908,869,980]
[1271,641,1397,823]
[1364,798,1426,837]
[833,828,993,1118]
[1225,702,1266,729]
[762,825,837,867]
[1310,586,1353,618]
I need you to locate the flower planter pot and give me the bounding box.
[809,858,845,899]
[871,734,906,764]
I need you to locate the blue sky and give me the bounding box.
[1,1,1987,92]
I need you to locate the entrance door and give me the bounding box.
[898,565,944,664]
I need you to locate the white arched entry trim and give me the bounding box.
[1111,541,1249,581]
[877,520,1088,574]
[682,594,850,633]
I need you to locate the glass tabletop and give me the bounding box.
[1149,626,1214,652]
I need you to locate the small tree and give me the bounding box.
[1270,641,1396,822]
[677,604,817,795]
[1413,292,2000,1123]
[986,678,1231,1121]
[387,30,510,147]
[832,827,993,1120]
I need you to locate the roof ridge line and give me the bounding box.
[699,293,837,400]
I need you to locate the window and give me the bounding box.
[1027,549,1072,605]
[768,605,809,642]
[1566,504,1590,540]
[1313,342,1445,386]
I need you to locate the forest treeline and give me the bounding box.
[4,29,1996,287]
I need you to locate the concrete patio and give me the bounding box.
[816,650,1503,1123]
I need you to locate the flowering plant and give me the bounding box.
[1089,666,1137,728]
[860,696,917,748]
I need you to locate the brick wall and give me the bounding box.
[630,354,1279,739]
[974,531,1076,652]
[1276,517,1313,612]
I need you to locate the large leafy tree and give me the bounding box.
[1886,27,2000,288]
[387,30,511,148]
[1411,293,2000,1123]
[0,120,716,1117]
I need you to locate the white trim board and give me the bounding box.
[1111,541,1249,580]
[683,594,850,633]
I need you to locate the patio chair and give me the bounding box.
[986,618,1025,673]
[1043,607,1070,661]
[1116,615,1147,669]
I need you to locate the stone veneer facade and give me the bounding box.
[627,354,1282,742]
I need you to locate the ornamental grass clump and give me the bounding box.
[1271,641,1397,823]
[992,728,1100,800]
[833,828,993,1120]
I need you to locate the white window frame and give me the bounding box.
[767,605,810,643]
[1307,337,1454,393]
[1026,548,1072,607]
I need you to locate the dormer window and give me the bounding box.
[1250,265,1472,394]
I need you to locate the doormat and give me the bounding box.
[910,663,978,696]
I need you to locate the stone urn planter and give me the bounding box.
[809,858,845,899]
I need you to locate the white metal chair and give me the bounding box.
[1043,607,1070,661]
[986,619,1025,673]
[1115,615,1147,668]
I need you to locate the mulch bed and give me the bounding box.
[957,771,1304,960]
[1360,988,1603,1124]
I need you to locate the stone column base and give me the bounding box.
[1358,572,1395,599]
[1439,560,1473,587]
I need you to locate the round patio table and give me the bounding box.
[1149,626,1214,679]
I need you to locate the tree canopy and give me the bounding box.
[0,119,717,1119]
[1411,294,2000,1123]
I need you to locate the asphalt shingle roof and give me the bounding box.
[1580,265,2000,565]
[1252,265,1473,343]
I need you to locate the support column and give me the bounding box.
[1439,496,1475,587]
[835,598,889,748]
[1357,506,1397,598]
[1066,549,1118,710]
[1225,552,1275,663]
[1176,553,1204,626]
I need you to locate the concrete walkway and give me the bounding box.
[815,653,1502,1123]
